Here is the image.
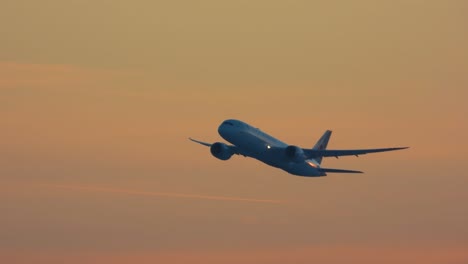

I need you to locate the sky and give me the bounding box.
[1,0,468,263]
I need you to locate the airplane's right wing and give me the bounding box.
[188,137,244,156]
[305,147,409,158]
[189,137,212,147]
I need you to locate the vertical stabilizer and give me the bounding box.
[312,130,332,164]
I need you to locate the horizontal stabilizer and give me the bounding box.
[319,168,363,174]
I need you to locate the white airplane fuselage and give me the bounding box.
[217,119,324,176]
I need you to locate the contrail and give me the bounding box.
[46,184,286,204]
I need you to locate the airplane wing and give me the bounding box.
[188,138,243,155]
[319,168,363,173]
[304,147,409,158]
[189,137,212,147]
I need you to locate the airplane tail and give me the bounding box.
[312,130,332,164]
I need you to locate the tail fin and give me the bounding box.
[312,130,332,164]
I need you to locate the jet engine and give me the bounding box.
[285,145,305,162]
[210,142,234,160]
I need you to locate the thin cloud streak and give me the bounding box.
[44,184,286,204]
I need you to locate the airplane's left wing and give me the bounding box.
[304,147,408,158]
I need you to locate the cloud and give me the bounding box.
[2,244,468,264]
[44,184,286,204]
[0,61,99,88]
[0,61,145,94]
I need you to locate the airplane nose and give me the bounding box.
[218,124,226,136]
[218,123,231,141]
[218,120,238,141]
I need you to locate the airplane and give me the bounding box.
[189,119,408,177]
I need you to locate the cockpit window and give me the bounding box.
[223,121,234,126]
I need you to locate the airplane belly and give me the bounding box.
[230,132,280,166]
[220,128,325,175]
[231,131,267,154]
[282,162,325,177]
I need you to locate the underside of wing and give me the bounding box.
[304,147,409,158]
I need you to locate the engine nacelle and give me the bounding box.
[285,145,305,163]
[210,142,234,161]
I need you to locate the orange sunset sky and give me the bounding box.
[1,1,468,263]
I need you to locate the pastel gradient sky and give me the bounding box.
[1,1,468,263]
